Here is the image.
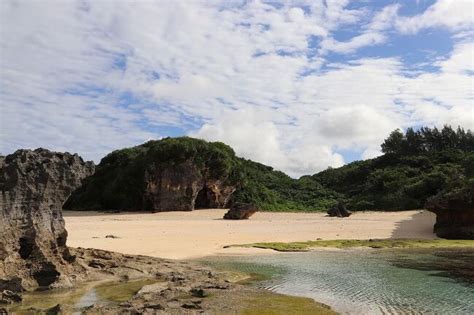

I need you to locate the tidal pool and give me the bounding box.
[202,249,474,315]
[5,278,156,314]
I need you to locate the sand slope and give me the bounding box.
[64,209,436,259]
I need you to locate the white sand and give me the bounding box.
[64,209,436,260]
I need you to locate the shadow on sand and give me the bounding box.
[391,210,436,239]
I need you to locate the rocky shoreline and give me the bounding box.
[0,148,335,314]
[4,246,336,314]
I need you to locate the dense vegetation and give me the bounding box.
[232,159,340,211]
[66,125,472,212]
[313,126,473,210]
[65,136,340,211]
[64,137,243,210]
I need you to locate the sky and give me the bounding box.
[1,0,473,177]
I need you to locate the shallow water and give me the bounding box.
[203,249,474,315]
[6,278,156,314]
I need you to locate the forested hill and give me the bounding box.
[312,126,474,211]
[65,126,473,212]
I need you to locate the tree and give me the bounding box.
[381,129,404,154]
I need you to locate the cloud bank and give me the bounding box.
[1,0,473,177]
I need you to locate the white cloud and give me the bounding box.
[1,0,473,177]
[320,4,399,54]
[396,0,474,34]
[192,108,345,177]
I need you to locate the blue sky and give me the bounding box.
[1,0,473,177]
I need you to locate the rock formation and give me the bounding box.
[0,148,94,292]
[143,161,236,212]
[223,203,258,220]
[327,201,352,218]
[425,184,474,239]
[65,137,239,212]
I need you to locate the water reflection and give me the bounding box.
[6,278,156,314]
[203,249,474,314]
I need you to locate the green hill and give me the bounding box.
[312,126,473,210]
[65,126,472,212]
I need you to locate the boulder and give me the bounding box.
[327,202,352,218]
[425,184,474,239]
[223,203,258,220]
[0,149,94,291]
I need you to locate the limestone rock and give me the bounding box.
[65,138,238,212]
[0,148,94,291]
[144,162,236,212]
[425,184,474,239]
[223,203,258,220]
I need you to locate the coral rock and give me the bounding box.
[0,149,94,291]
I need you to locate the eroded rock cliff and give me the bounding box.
[0,148,94,291]
[425,183,474,239]
[65,137,238,212]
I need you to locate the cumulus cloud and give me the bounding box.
[1,0,473,177]
[192,108,345,177]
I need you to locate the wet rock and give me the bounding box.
[0,290,22,304]
[182,301,202,309]
[425,184,474,239]
[88,260,107,269]
[190,287,209,298]
[0,149,94,291]
[45,304,63,315]
[223,203,258,220]
[0,278,23,292]
[327,201,352,218]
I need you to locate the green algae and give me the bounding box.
[240,292,337,315]
[230,239,474,252]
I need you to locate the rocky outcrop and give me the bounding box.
[223,203,258,220]
[0,148,94,291]
[327,202,352,218]
[143,161,236,212]
[425,184,474,239]
[65,137,239,212]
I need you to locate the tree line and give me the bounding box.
[381,125,474,155]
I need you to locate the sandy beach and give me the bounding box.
[64,209,436,260]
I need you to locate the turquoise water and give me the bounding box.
[204,249,474,315]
